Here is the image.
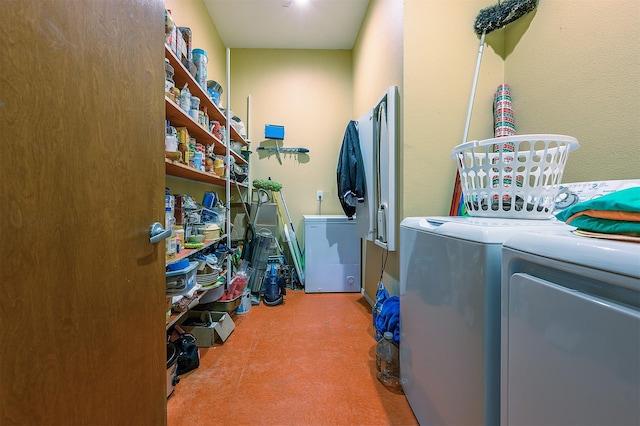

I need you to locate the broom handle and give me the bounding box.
[454,31,486,216]
[279,191,303,255]
[462,31,486,144]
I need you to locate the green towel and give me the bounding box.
[555,187,640,235]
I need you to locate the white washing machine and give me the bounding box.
[398,179,640,425]
[399,216,572,426]
[501,231,640,426]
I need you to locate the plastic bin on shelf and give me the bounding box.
[166,261,198,296]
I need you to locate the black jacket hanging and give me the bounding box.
[336,120,365,219]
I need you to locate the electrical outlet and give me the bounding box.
[316,190,323,201]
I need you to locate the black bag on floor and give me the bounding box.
[172,327,200,375]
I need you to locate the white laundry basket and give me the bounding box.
[451,134,579,219]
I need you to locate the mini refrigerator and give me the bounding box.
[303,215,361,293]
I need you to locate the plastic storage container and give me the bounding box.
[376,331,401,390]
[166,261,198,296]
[207,80,222,106]
[203,224,220,241]
[192,48,207,90]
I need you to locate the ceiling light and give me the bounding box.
[282,0,309,7]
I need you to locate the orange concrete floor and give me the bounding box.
[167,290,418,426]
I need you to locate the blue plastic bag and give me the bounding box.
[373,282,389,341]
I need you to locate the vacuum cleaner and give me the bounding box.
[262,263,286,306]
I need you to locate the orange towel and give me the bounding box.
[565,209,640,225]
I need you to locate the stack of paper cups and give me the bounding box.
[494,84,516,139]
[492,84,520,196]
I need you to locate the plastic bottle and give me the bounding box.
[165,205,176,259]
[376,331,401,389]
[164,58,174,95]
[189,96,200,121]
[179,84,191,112]
[202,106,209,129]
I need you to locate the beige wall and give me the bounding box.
[165,0,229,202]
[398,0,639,302]
[352,0,404,299]
[353,0,505,300]
[401,0,639,209]
[403,0,505,219]
[165,0,226,91]
[353,0,403,117]
[229,49,353,245]
[505,0,640,182]
[165,0,639,301]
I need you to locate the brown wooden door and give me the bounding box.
[0,1,167,424]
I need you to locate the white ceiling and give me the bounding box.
[203,0,370,50]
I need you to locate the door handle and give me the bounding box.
[149,222,171,244]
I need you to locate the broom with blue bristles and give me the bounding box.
[450,0,539,215]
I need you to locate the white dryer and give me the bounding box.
[501,231,640,426]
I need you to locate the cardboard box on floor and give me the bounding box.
[177,310,235,347]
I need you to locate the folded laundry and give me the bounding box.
[556,187,640,236]
[567,209,640,222]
